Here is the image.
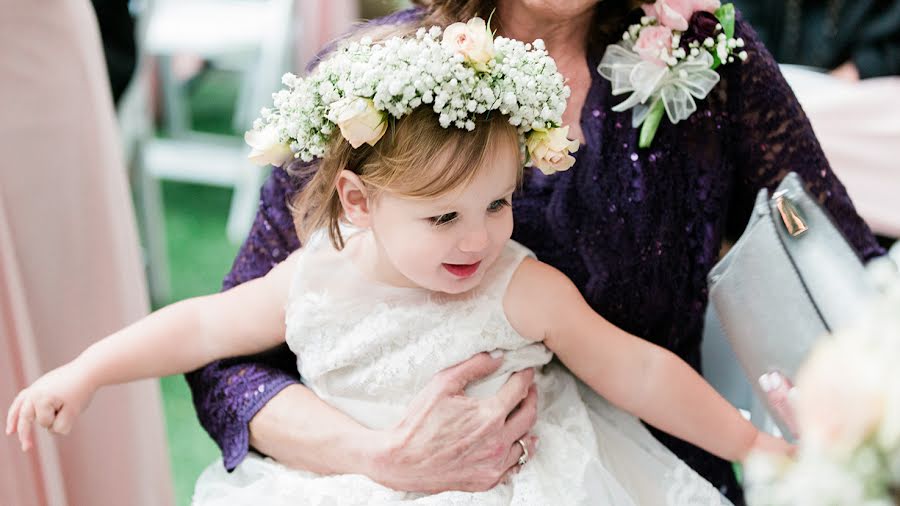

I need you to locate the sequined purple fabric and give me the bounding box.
[185,7,884,504]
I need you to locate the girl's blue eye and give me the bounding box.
[488,199,510,212]
[430,212,458,226]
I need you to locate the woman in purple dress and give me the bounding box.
[185,1,883,503]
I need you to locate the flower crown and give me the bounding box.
[245,17,579,175]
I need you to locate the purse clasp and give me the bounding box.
[774,191,808,237]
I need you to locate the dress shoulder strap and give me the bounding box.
[479,239,536,301]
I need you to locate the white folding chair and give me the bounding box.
[127,0,295,303]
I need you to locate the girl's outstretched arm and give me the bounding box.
[6,250,301,451]
[504,257,792,463]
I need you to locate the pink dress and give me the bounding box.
[0,0,174,504]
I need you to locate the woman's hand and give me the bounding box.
[368,352,539,493]
[6,362,96,451]
[248,352,538,493]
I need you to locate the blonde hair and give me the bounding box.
[289,107,520,250]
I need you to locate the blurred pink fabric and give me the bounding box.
[781,66,900,238]
[292,0,360,74]
[0,1,174,505]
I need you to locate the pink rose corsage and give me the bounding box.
[598,2,747,148]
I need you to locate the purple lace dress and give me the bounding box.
[185,7,884,504]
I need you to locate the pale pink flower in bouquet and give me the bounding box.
[633,25,674,66]
[642,0,722,31]
[794,336,888,457]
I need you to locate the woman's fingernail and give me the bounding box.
[489,350,504,359]
[758,372,773,391]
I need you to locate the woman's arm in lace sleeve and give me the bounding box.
[724,14,885,262]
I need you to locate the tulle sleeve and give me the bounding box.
[723,14,884,262]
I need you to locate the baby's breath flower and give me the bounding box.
[246,19,572,169]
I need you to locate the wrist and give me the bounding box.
[740,429,763,461]
[745,429,795,461]
[729,419,763,462]
[70,353,103,392]
[353,426,397,481]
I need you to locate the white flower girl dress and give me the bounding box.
[192,230,733,505]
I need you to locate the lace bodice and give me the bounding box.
[283,231,552,429]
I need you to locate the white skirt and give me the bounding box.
[192,364,732,506]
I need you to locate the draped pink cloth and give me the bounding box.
[0,0,174,505]
[780,66,900,238]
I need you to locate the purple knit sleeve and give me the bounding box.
[184,6,427,472]
[725,14,885,262]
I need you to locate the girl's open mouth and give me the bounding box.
[442,261,481,278]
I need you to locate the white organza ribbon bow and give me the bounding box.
[598,42,720,127]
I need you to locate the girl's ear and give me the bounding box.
[336,170,372,228]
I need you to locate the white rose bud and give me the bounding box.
[525,126,580,175]
[442,17,495,72]
[244,125,293,167]
[328,96,387,149]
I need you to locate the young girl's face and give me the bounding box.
[370,141,520,294]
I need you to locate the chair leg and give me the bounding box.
[158,54,191,138]
[226,165,268,244]
[132,152,172,305]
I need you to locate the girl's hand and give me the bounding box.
[746,429,797,461]
[5,362,96,451]
[370,353,539,493]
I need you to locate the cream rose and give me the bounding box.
[526,126,579,175]
[244,125,294,167]
[328,96,387,149]
[442,17,495,72]
[642,0,721,31]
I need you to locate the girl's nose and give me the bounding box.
[458,224,489,253]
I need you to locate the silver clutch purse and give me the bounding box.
[706,172,874,439]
